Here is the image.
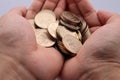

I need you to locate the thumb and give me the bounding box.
[97,10,115,25]
[9,6,27,16]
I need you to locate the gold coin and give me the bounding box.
[57,41,70,54]
[82,25,89,36]
[35,9,56,29]
[56,25,78,39]
[60,11,81,26]
[62,34,82,54]
[35,29,56,47]
[27,11,90,58]
[57,41,76,56]
[82,25,91,43]
[60,20,80,30]
[47,21,59,39]
[77,30,82,41]
[79,18,87,33]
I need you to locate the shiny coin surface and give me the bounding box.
[60,20,80,30]
[77,30,82,41]
[60,11,81,26]
[35,10,56,29]
[82,25,91,43]
[62,35,82,54]
[57,25,78,39]
[79,18,87,33]
[82,25,89,36]
[47,21,59,39]
[35,29,56,47]
[57,41,70,54]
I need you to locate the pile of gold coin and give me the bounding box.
[28,9,91,57]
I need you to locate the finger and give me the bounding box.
[90,26,100,33]
[74,0,101,27]
[54,0,66,18]
[42,0,59,10]
[9,6,27,16]
[97,10,115,25]
[26,0,45,19]
[24,47,64,80]
[67,0,80,15]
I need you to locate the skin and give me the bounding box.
[1,0,120,80]
[26,0,66,19]
[61,0,120,80]
[0,5,64,80]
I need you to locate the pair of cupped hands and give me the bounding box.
[1,0,120,80]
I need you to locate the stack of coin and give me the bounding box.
[79,17,91,44]
[60,11,81,30]
[28,9,91,57]
[59,11,91,43]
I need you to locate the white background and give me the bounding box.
[0,0,120,16]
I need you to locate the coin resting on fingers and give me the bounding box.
[35,10,56,29]
[28,10,91,57]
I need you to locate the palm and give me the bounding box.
[0,9,36,59]
[25,0,66,79]
[61,0,120,80]
[25,0,67,79]
[0,7,63,79]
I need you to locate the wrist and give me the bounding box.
[0,54,35,80]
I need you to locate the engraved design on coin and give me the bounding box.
[35,10,56,29]
[35,29,56,47]
[62,35,82,54]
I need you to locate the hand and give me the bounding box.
[26,0,66,19]
[61,0,120,80]
[0,7,63,80]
